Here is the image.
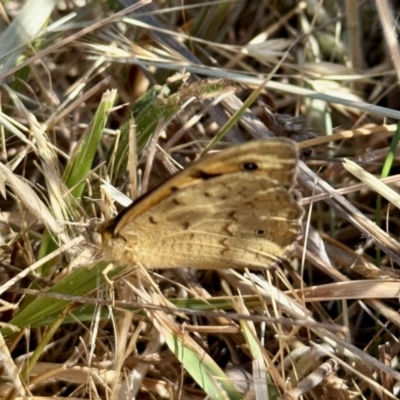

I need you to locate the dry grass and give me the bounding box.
[1,0,400,399]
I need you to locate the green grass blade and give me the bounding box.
[63,89,117,199]
[151,309,242,400]
[2,262,124,337]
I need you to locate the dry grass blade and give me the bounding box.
[299,162,400,263]
[343,158,400,209]
[296,280,400,301]
[0,162,58,234]
[0,0,58,78]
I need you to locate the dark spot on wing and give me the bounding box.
[242,161,259,171]
[190,169,221,180]
[149,216,157,224]
[220,238,231,255]
[172,198,184,205]
[228,211,238,221]
[182,221,190,229]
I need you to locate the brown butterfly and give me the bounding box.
[91,139,303,270]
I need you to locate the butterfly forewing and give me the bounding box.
[113,139,298,232]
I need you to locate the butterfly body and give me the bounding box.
[96,139,303,270]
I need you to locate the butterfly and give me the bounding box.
[91,139,303,270]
